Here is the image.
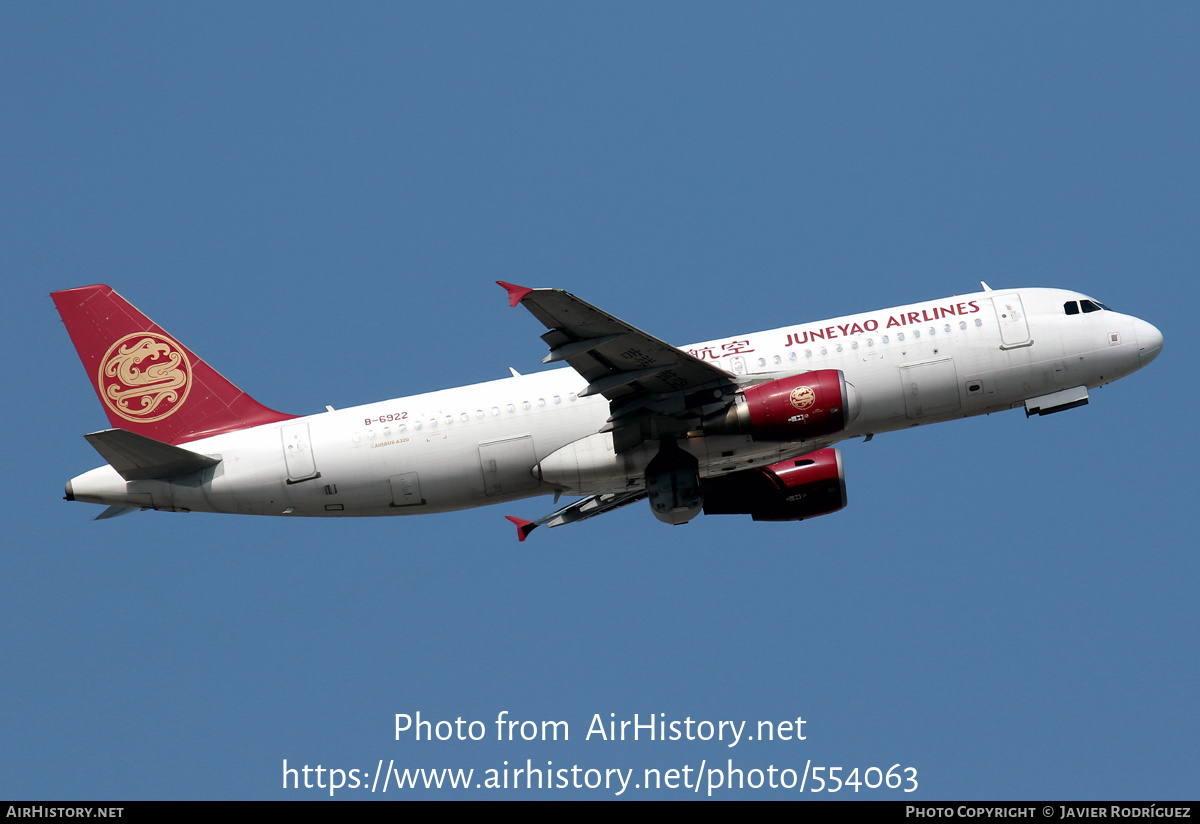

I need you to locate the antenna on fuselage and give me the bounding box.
[980,281,993,291]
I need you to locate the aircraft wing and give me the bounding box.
[498,282,739,450]
[505,490,647,541]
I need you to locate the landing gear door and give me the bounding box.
[281,422,319,482]
[991,294,1032,349]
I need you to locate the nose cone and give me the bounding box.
[1134,318,1164,367]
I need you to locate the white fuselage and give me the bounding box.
[67,288,1161,518]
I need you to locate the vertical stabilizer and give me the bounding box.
[52,285,295,444]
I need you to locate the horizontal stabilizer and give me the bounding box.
[84,429,221,481]
[95,505,139,520]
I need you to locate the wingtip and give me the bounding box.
[504,515,538,542]
[496,281,534,308]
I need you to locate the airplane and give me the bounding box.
[54,281,1162,540]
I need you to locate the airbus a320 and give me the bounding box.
[54,282,1162,539]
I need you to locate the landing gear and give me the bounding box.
[644,440,703,525]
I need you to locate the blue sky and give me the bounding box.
[2,3,1196,799]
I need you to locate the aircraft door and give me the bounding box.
[478,436,539,496]
[991,294,1032,349]
[281,422,320,482]
[900,359,961,420]
[389,472,425,507]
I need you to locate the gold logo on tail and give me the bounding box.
[98,333,192,423]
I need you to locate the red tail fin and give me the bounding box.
[52,285,295,444]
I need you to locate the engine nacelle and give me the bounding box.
[645,440,703,525]
[702,370,856,442]
[702,448,847,522]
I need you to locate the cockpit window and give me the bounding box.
[1068,299,1113,314]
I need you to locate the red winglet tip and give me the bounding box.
[496,281,534,308]
[504,515,537,542]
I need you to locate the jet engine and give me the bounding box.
[703,370,857,442]
[702,448,847,522]
[644,440,704,526]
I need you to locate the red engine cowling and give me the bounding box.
[702,448,847,522]
[703,369,854,442]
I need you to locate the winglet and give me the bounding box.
[504,515,538,542]
[496,281,534,308]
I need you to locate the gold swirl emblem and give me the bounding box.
[97,332,192,423]
[789,385,816,412]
